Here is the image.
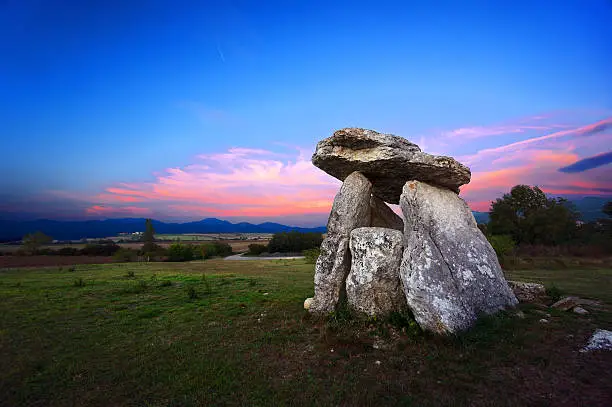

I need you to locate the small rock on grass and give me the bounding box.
[551,296,580,311]
[303,297,314,310]
[539,318,549,324]
[573,306,589,315]
[580,329,612,352]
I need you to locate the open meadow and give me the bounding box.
[1,259,611,406]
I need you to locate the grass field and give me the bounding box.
[1,260,611,406]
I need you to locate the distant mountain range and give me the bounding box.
[0,197,608,241]
[0,218,326,242]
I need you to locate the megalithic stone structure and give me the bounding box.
[308,128,518,334]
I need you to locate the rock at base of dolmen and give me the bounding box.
[309,171,372,315]
[346,227,406,316]
[311,128,471,203]
[370,195,404,231]
[507,281,547,303]
[399,181,518,334]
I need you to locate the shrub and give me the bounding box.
[247,243,268,256]
[268,231,323,253]
[186,285,198,299]
[487,235,516,258]
[167,243,195,262]
[201,273,212,295]
[200,242,233,259]
[546,284,563,302]
[114,248,137,262]
[57,247,79,256]
[80,243,121,256]
[73,278,85,287]
[140,243,165,257]
[303,248,320,264]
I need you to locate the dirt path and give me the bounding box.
[224,254,305,261]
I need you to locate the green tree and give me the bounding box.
[141,218,157,254]
[489,185,578,245]
[22,231,52,254]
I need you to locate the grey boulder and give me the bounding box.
[312,128,471,203]
[399,181,518,334]
[310,171,372,315]
[370,195,404,231]
[346,227,406,316]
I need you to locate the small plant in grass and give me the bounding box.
[546,284,563,302]
[159,280,172,287]
[201,274,212,295]
[73,278,85,287]
[125,270,135,278]
[68,266,76,272]
[186,285,198,299]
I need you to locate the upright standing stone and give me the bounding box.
[346,227,406,316]
[370,195,404,231]
[310,171,372,315]
[399,181,518,334]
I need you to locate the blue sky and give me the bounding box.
[1,1,611,225]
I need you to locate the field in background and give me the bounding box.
[0,235,272,265]
[1,260,611,406]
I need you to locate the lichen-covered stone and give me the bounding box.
[399,180,518,334]
[370,195,404,231]
[346,227,406,316]
[309,172,372,315]
[312,128,471,203]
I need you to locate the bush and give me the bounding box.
[546,284,563,302]
[303,248,320,264]
[199,242,233,259]
[57,247,79,256]
[80,243,121,256]
[73,278,85,287]
[487,235,516,258]
[114,248,137,262]
[140,242,165,257]
[186,285,198,299]
[268,231,323,253]
[247,243,268,256]
[167,243,195,262]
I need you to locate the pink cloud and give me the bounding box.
[457,117,612,210]
[75,147,339,221]
[32,112,612,223]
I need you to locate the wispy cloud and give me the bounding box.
[445,124,569,139]
[461,117,612,165]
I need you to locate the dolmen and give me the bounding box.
[308,128,518,334]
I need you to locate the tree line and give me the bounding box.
[481,185,611,257]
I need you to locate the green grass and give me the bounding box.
[1,261,611,406]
